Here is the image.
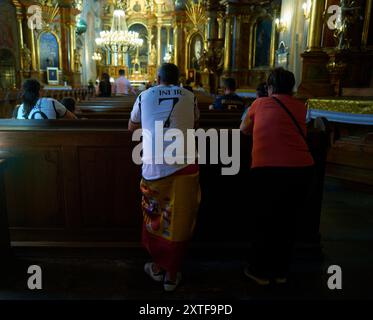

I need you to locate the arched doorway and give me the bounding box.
[0,49,16,89]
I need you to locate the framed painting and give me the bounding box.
[46,67,59,85]
[254,18,273,68]
[39,32,60,70]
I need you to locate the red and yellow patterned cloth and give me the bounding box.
[140,169,200,273]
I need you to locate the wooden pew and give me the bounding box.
[0,151,12,256]
[0,118,329,248]
[0,120,142,243]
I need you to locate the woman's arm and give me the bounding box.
[240,115,252,135]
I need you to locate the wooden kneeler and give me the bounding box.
[0,151,12,259]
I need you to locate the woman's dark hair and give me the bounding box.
[60,97,76,113]
[102,73,110,82]
[22,79,41,118]
[267,67,295,95]
[256,82,268,97]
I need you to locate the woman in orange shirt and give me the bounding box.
[240,68,314,285]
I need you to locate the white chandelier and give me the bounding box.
[95,8,143,53]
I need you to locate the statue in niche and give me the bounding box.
[22,44,32,71]
[133,0,141,12]
[199,48,209,72]
[145,0,154,12]
[74,48,82,72]
[149,44,157,65]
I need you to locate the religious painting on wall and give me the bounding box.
[46,67,59,85]
[39,32,60,71]
[189,33,203,71]
[254,18,272,68]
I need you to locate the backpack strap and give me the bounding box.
[28,98,48,119]
[52,100,60,118]
[30,110,49,119]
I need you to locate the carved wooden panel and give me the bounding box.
[78,146,142,228]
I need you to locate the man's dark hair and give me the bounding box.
[223,78,236,91]
[256,82,268,98]
[158,63,180,85]
[267,67,295,95]
[61,97,76,113]
[119,69,125,76]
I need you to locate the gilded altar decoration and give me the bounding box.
[38,0,59,30]
[149,44,157,66]
[329,0,361,51]
[74,49,82,72]
[21,44,32,71]
[185,0,207,31]
[307,98,373,115]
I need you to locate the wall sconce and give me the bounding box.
[275,18,288,33]
[302,0,312,19]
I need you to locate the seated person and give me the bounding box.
[94,80,100,96]
[241,82,268,120]
[60,97,76,114]
[98,73,111,97]
[210,78,245,110]
[194,81,206,93]
[183,79,194,93]
[15,79,77,119]
[114,69,136,95]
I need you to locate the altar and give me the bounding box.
[307,97,373,185]
[307,98,373,125]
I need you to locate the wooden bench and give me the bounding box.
[0,119,329,249]
[0,151,12,256]
[0,120,141,243]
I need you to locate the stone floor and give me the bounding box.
[1,177,373,301]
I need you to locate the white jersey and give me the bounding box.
[16,97,67,119]
[114,76,134,95]
[130,84,200,180]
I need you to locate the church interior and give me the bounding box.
[0,0,373,305]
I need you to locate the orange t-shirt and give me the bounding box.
[246,94,314,168]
